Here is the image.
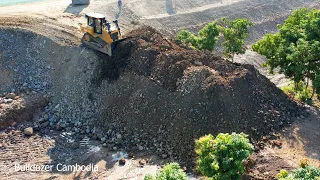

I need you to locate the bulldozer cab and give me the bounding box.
[85,12,105,34]
[80,12,124,56]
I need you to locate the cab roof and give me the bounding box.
[85,12,105,19]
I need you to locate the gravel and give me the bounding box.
[0,26,305,169]
[23,127,33,136]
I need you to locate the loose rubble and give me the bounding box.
[23,127,33,136]
[0,92,49,129]
[0,26,306,168]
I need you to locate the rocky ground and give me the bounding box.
[0,24,318,179]
[0,93,49,129]
[0,0,320,179]
[246,106,320,179]
[0,122,162,179]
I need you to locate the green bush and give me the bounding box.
[177,30,198,49]
[195,133,254,180]
[177,21,220,51]
[281,81,313,102]
[144,162,188,180]
[197,22,220,51]
[295,89,310,102]
[281,85,296,97]
[177,18,252,61]
[144,174,156,180]
[277,169,289,179]
[277,165,320,180]
[219,18,253,61]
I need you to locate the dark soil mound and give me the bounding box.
[90,26,302,167]
[0,26,303,169]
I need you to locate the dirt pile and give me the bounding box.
[88,26,303,167]
[0,26,304,168]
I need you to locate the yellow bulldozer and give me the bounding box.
[80,12,125,56]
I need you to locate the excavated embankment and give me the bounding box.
[0,26,302,168]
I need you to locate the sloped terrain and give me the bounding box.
[0,93,49,129]
[0,26,304,170]
[0,0,319,179]
[89,26,304,167]
[1,0,318,91]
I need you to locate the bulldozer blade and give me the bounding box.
[111,37,132,51]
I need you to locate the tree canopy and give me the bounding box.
[177,22,219,51]
[177,18,252,62]
[252,8,320,98]
[219,18,253,61]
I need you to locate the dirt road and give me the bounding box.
[1,0,318,36]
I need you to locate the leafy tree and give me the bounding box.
[252,8,320,99]
[177,18,252,62]
[177,22,219,51]
[195,133,253,180]
[219,18,253,62]
[282,81,313,101]
[313,74,320,99]
[144,162,188,180]
[197,22,220,51]
[177,30,198,49]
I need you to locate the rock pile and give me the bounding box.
[0,92,49,129]
[83,26,305,167]
[0,26,306,168]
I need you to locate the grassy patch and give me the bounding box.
[281,82,320,108]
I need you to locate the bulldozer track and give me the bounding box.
[81,32,111,55]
